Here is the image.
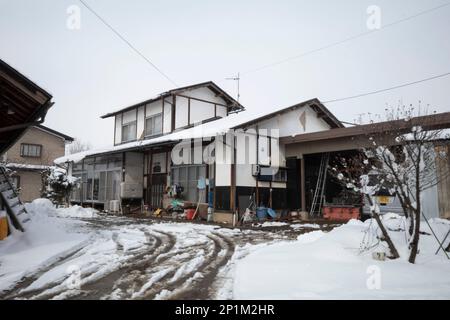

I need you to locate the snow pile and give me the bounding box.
[0,199,88,292]
[25,198,58,216]
[233,216,450,299]
[56,205,98,218]
[25,198,99,219]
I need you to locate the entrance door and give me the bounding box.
[149,173,166,209]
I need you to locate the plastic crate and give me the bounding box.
[322,206,360,221]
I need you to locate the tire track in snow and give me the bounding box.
[109,230,202,300]
[0,237,94,300]
[72,230,175,300]
[161,232,235,300]
[12,228,158,300]
[140,231,234,300]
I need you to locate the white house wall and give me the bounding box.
[215,137,232,186]
[175,96,189,129]
[146,100,163,117]
[175,87,229,129]
[182,87,227,106]
[256,105,331,138]
[163,99,172,133]
[216,105,227,118]
[422,184,439,219]
[233,106,330,189]
[137,105,145,139]
[190,99,215,124]
[114,114,122,145]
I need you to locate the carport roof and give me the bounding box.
[0,59,53,155]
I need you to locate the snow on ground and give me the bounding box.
[0,199,89,292]
[259,221,289,227]
[3,202,449,300]
[290,223,321,230]
[232,214,450,299]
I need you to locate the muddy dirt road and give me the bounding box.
[0,217,335,300]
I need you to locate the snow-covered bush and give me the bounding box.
[41,167,79,206]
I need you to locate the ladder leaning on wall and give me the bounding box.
[309,153,330,217]
[0,166,29,232]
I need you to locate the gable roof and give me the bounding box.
[280,111,450,144]
[0,59,53,155]
[234,98,343,129]
[56,97,342,164]
[35,124,74,142]
[100,81,244,119]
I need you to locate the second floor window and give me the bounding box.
[20,143,42,157]
[145,113,162,137]
[122,121,137,142]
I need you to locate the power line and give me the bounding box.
[241,2,450,75]
[322,71,450,104]
[78,0,177,86]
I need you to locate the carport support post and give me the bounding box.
[300,156,306,212]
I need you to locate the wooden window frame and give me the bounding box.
[121,120,137,143]
[144,112,163,138]
[20,143,42,158]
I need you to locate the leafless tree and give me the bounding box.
[67,138,92,155]
[332,105,449,263]
[329,153,400,259]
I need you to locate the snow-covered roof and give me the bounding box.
[100,81,244,119]
[5,163,54,171]
[55,112,249,164]
[55,98,335,165]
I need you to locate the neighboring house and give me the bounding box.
[56,81,450,222]
[3,125,73,202]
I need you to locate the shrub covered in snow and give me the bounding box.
[41,167,79,206]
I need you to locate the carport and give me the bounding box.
[0,58,54,233]
[0,59,53,155]
[281,112,450,218]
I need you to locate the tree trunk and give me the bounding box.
[408,147,422,264]
[365,194,400,259]
[408,209,421,263]
[408,214,414,236]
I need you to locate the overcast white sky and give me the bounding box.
[1,0,449,148]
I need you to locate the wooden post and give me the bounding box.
[300,156,306,212]
[171,95,176,132]
[230,136,236,213]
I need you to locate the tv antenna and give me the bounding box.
[226,72,240,103]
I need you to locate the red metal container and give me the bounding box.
[322,205,360,221]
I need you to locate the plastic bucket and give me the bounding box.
[185,209,196,220]
[256,207,268,220]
